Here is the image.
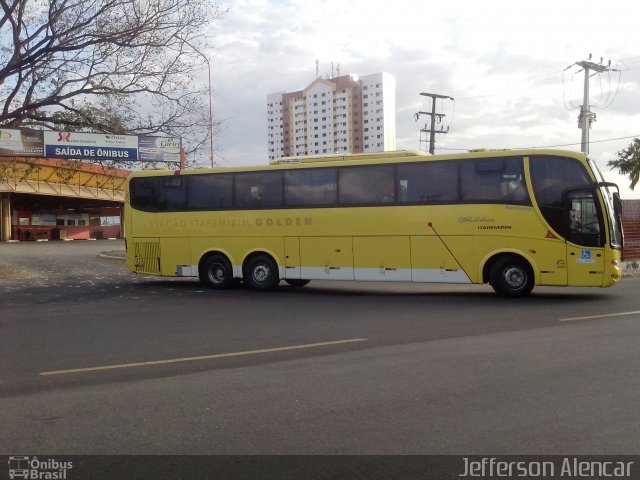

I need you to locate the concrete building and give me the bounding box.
[267,72,396,161]
[0,156,127,241]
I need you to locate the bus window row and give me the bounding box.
[129,157,531,212]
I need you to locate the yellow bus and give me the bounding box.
[124,149,624,296]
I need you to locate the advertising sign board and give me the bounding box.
[0,128,45,156]
[43,131,139,161]
[138,136,182,163]
[0,130,181,162]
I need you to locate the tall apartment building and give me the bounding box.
[267,72,396,161]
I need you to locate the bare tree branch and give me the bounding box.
[0,0,226,165]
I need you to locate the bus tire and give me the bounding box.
[244,255,280,291]
[285,279,310,287]
[489,256,534,297]
[199,254,235,289]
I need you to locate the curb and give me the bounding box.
[99,252,126,260]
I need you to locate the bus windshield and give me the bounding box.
[588,159,623,248]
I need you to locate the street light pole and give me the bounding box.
[184,39,215,167]
[204,55,215,167]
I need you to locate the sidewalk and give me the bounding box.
[622,260,640,277]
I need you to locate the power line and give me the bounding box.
[450,68,566,100]
[437,133,640,152]
[434,54,638,103]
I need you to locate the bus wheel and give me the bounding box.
[244,255,280,291]
[199,254,234,289]
[489,256,534,297]
[285,279,310,287]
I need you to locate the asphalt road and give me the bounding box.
[1,240,640,455]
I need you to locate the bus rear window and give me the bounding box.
[130,176,187,211]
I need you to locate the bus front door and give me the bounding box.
[565,191,606,287]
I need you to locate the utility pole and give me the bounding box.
[574,55,611,154]
[415,92,454,154]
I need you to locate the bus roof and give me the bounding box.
[270,149,429,165]
[126,148,589,179]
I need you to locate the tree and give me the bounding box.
[0,0,225,165]
[608,138,640,190]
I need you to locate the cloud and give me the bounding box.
[207,0,640,198]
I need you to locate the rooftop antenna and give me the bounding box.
[316,59,319,79]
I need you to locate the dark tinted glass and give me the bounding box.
[284,168,337,206]
[129,177,158,211]
[568,191,603,247]
[397,157,527,204]
[130,176,186,211]
[187,174,233,210]
[234,172,283,209]
[397,161,458,203]
[530,155,593,235]
[339,165,395,204]
[530,155,592,207]
[460,158,528,203]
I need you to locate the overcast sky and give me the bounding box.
[204,0,640,198]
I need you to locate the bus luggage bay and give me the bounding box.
[124,149,623,296]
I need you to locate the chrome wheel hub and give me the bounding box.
[503,266,525,289]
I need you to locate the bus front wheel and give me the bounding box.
[244,255,280,291]
[199,254,234,289]
[489,256,534,297]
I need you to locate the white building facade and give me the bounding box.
[267,72,396,161]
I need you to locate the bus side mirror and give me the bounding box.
[613,192,622,217]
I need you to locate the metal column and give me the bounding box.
[1,196,11,241]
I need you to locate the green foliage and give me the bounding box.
[608,138,640,190]
[50,101,135,135]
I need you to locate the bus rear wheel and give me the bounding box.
[199,254,234,289]
[489,256,534,297]
[244,255,280,291]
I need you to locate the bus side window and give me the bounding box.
[570,196,600,235]
[501,177,527,202]
[566,192,603,247]
[338,165,394,205]
[397,162,457,204]
[284,168,337,206]
[234,172,283,209]
[187,174,233,210]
